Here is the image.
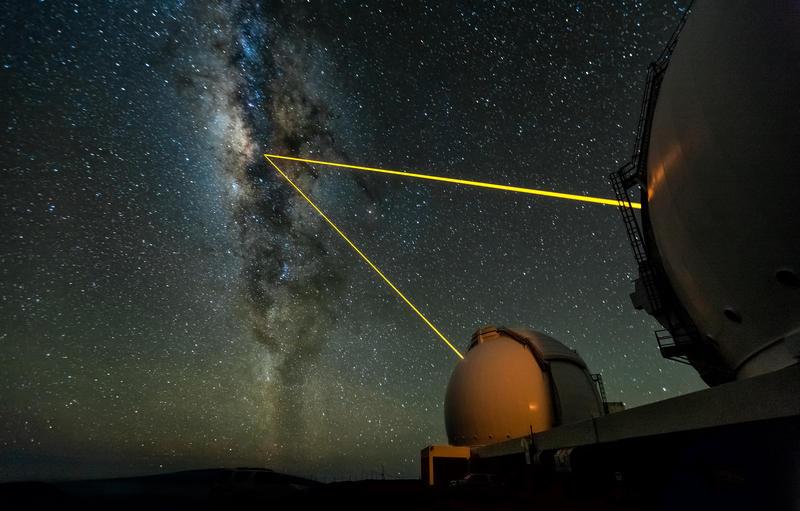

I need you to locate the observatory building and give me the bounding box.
[445,326,602,447]
[613,0,800,385]
[422,1,799,504]
[422,326,607,486]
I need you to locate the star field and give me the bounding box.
[1,0,698,482]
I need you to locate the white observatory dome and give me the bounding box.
[646,0,800,379]
[444,326,603,447]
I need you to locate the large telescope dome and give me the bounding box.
[644,0,800,380]
[444,326,602,447]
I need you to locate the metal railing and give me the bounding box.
[610,4,699,365]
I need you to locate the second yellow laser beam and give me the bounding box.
[263,153,640,209]
[264,155,464,360]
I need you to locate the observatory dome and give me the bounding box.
[444,326,602,447]
[646,0,800,379]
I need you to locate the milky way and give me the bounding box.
[175,1,382,441]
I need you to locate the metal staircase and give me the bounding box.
[610,166,662,315]
[610,4,706,366]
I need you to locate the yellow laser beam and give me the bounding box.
[264,153,640,209]
[264,155,465,360]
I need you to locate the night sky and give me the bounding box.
[1,0,700,481]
